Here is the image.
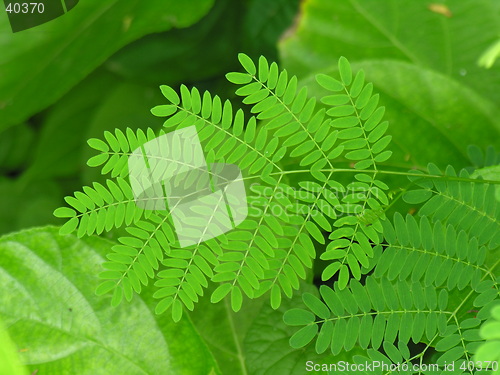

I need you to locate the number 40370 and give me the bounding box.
[5,3,45,13]
[460,361,499,371]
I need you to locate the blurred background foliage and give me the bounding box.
[0,0,300,236]
[0,0,499,374]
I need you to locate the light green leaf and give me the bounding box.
[338,56,352,85]
[289,324,318,349]
[403,189,433,204]
[0,227,219,375]
[316,74,343,91]
[478,39,500,69]
[238,53,257,75]
[0,318,28,375]
[283,308,315,326]
[302,293,330,319]
[226,72,253,84]
[338,264,349,289]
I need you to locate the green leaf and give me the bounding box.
[289,324,318,349]
[0,227,219,375]
[302,293,330,319]
[338,265,349,289]
[281,0,500,168]
[22,72,118,181]
[281,0,500,101]
[315,320,334,354]
[87,153,109,168]
[59,217,79,235]
[316,74,343,92]
[53,207,76,219]
[226,72,253,84]
[321,94,350,106]
[248,285,362,374]
[211,283,233,303]
[271,283,282,309]
[283,308,316,326]
[476,342,500,364]
[403,189,433,204]
[338,56,352,85]
[150,104,178,117]
[0,0,214,130]
[87,138,110,153]
[231,286,243,312]
[435,334,461,352]
[238,53,257,75]
[471,165,500,201]
[0,318,28,375]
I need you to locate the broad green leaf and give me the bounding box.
[0,227,219,375]
[280,0,500,169]
[299,60,500,169]
[280,0,500,104]
[0,0,214,130]
[242,0,300,59]
[189,287,265,375]
[302,292,330,319]
[245,284,366,375]
[0,318,28,375]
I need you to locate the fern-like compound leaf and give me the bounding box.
[284,276,450,354]
[376,213,492,291]
[53,51,500,366]
[404,163,500,248]
[55,177,143,237]
[151,78,291,315]
[55,54,396,319]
